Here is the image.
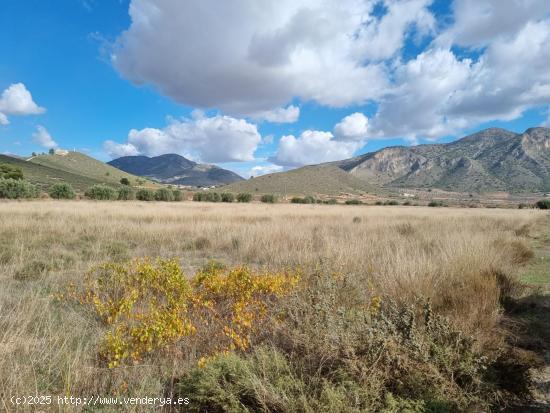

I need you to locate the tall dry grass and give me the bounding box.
[0,201,542,411]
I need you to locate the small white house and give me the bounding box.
[54,149,69,156]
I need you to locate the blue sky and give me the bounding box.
[1,0,549,177]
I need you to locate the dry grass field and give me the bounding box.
[0,201,547,412]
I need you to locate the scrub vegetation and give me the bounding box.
[0,201,547,411]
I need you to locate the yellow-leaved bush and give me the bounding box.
[68,258,299,368]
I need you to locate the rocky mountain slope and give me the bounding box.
[108,154,244,187]
[336,127,550,193]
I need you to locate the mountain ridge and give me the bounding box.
[108,154,244,187]
[226,127,550,195]
[334,127,550,193]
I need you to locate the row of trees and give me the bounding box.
[192,192,282,203]
[50,184,185,201]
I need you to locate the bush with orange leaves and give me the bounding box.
[69,258,299,368]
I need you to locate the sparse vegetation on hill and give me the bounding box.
[225,164,377,196]
[30,151,144,188]
[0,163,24,180]
[0,153,156,192]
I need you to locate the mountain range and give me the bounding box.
[2,127,548,195]
[226,127,550,195]
[336,127,550,193]
[108,154,244,187]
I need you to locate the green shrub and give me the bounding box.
[0,178,38,199]
[49,183,75,199]
[428,200,445,207]
[375,201,383,205]
[120,177,130,186]
[291,196,316,204]
[172,189,183,201]
[174,283,490,412]
[117,186,134,201]
[236,193,252,203]
[535,199,550,210]
[209,192,221,202]
[155,188,174,202]
[345,198,362,205]
[193,192,222,202]
[384,200,399,206]
[260,194,277,203]
[259,272,493,412]
[0,164,24,180]
[85,184,118,200]
[221,193,235,203]
[322,198,337,205]
[136,189,155,201]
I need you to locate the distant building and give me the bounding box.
[54,149,69,156]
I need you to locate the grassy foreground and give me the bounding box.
[0,201,546,412]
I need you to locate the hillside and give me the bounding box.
[336,127,550,193]
[29,152,154,187]
[0,152,157,191]
[224,165,378,196]
[0,154,102,191]
[108,154,244,187]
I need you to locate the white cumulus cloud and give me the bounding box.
[111,0,437,115]
[104,114,261,163]
[251,105,300,124]
[271,130,360,167]
[108,0,550,153]
[439,0,550,48]
[371,17,550,139]
[249,164,283,177]
[0,83,45,125]
[32,125,57,149]
[334,112,369,141]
